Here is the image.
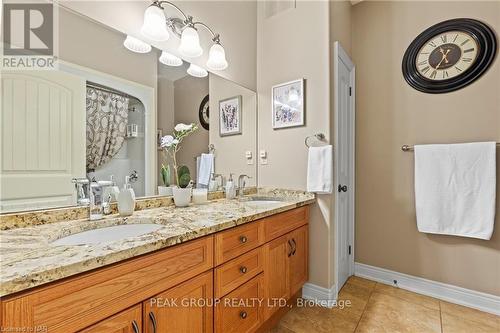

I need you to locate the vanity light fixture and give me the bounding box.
[159,51,183,66]
[187,63,208,78]
[123,35,152,53]
[139,1,228,70]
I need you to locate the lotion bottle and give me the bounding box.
[225,173,236,199]
[118,176,136,216]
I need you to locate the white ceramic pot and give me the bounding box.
[172,187,192,207]
[158,186,174,196]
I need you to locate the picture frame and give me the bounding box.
[272,78,305,129]
[219,95,242,136]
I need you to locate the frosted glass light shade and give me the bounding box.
[159,51,183,66]
[179,27,203,58]
[141,5,169,41]
[187,64,208,78]
[207,43,228,71]
[123,36,152,53]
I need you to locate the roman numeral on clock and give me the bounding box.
[430,70,437,79]
[421,66,430,74]
[418,60,428,66]
[441,35,447,43]
[429,41,436,47]
[463,58,473,62]
[463,48,475,53]
[461,39,470,46]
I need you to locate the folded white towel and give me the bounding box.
[307,145,333,194]
[197,153,214,186]
[414,142,496,240]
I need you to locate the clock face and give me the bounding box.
[198,95,210,130]
[402,19,496,93]
[416,31,479,81]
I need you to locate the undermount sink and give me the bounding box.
[242,197,284,207]
[51,224,163,246]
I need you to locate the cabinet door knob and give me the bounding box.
[240,311,248,319]
[239,235,248,243]
[149,311,157,333]
[239,266,248,274]
[132,320,140,333]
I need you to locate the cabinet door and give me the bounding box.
[263,234,290,320]
[288,226,308,296]
[79,305,142,333]
[144,271,213,333]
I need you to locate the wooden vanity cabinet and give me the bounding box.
[0,206,310,333]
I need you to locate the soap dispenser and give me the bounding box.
[225,173,236,199]
[118,176,136,216]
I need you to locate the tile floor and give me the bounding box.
[271,276,500,333]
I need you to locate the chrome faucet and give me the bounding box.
[238,174,252,198]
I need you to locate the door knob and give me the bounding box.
[338,185,348,193]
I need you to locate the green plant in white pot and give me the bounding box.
[160,123,198,206]
[157,164,173,196]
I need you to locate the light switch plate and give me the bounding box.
[246,151,253,165]
[259,150,268,165]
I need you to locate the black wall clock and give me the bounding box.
[198,94,209,130]
[402,18,497,93]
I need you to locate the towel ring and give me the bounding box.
[305,133,327,148]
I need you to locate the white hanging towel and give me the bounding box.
[307,145,333,194]
[414,142,496,240]
[197,153,214,187]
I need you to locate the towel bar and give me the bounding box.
[402,143,500,152]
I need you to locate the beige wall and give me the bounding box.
[174,76,210,179]
[157,68,176,187]
[209,74,257,185]
[352,1,500,295]
[59,7,158,88]
[257,1,333,289]
[60,1,257,90]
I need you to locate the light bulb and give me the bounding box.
[179,26,203,58]
[159,51,183,66]
[207,43,228,71]
[187,64,208,78]
[141,4,169,41]
[123,35,152,53]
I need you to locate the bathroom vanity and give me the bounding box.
[0,190,314,332]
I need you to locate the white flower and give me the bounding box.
[160,135,176,148]
[174,123,193,132]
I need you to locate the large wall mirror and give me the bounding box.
[0,5,257,213]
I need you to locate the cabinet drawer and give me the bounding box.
[215,221,264,265]
[264,207,309,242]
[215,247,263,298]
[216,273,264,333]
[1,236,213,333]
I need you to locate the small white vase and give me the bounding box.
[172,187,192,207]
[158,186,174,196]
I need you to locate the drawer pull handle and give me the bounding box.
[132,320,140,333]
[240,311,248,319]
[239,266,248,274]
[149,311,157,333]
[287,240,293,257]
[291,238,297,255]
[239,235,248,243]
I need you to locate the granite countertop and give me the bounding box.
[0,189,315,297]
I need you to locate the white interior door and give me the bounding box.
[0,71,86,212]
[334,42,355,291]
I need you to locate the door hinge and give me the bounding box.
[349,87,352,96]
[348,245,352,255]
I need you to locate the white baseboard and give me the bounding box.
[302,282,338,308]
[355,262,500,316]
